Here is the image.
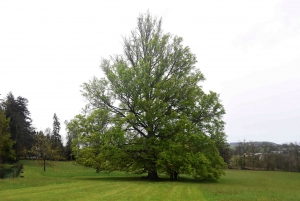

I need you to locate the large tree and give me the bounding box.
[2,92,34,157]
[71,12,226,180]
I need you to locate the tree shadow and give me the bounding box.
[74,175,219,184]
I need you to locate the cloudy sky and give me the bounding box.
[1,0,300,144]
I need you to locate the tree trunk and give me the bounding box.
[146,170,158,180]
[44,159,46,172]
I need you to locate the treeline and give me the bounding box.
[0,92,71,166]
[230,140,300,172]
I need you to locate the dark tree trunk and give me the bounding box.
[44,159,46,172]
[146,170,159,180]
[96,166,100,173]
[145,160,159,180]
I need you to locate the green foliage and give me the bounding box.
[52,113,61,142]
[0,163,23,179]
[0,111,15,163]
[230,141,300,171]
[67,109,120,172]
[1,92,34,157]
[51,113,64,159]
[64,126,73,160]
[69,12,227,180]
[26,132,62,171]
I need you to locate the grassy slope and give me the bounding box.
[0,160,300,201]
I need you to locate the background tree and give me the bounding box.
[0,110,16,163]
[28,131,60,171]
[230,155,240,169]
[44,127,52,140]
[229,141,300,172]
[52,113,64,159]
[67,109,115,172]
[260,142,274,170]
[247,141,256,170]
[64,120,73,160]
[237,140,247,169]
[282,142,300,172]
[73,12,226,180]
[52,113,61,142]
[1,92,34,158]
[219,143,231,167]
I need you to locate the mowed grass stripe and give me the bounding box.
[2,161,300,200]
[1,180,127,201]
[0,178,206,201]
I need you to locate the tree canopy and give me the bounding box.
[51,113,64,159]
[52,113,61,142]
[28,131,61,171]
[68,12,227,180]
[1,92,34,158]
[0,110,15,163]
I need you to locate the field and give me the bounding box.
[1,161,300,201]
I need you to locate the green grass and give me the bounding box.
[1,161,300,201]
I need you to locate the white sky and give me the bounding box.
[1,0,300,144]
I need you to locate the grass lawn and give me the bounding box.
[1,160,300,201]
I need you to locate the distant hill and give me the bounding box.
[229,141,279,147]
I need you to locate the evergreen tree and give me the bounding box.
[52,113,61,142]
[52,113,64,159]
[2,92,34,157]
[0,110,16,163]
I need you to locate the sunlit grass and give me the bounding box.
[1,160,300,200]
[201,170,300,200]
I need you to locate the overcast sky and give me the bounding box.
[1,0,300,144]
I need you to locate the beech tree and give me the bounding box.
[70,12,226,180]
[67,109,115,172]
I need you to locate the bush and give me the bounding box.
[0,164,23,179]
